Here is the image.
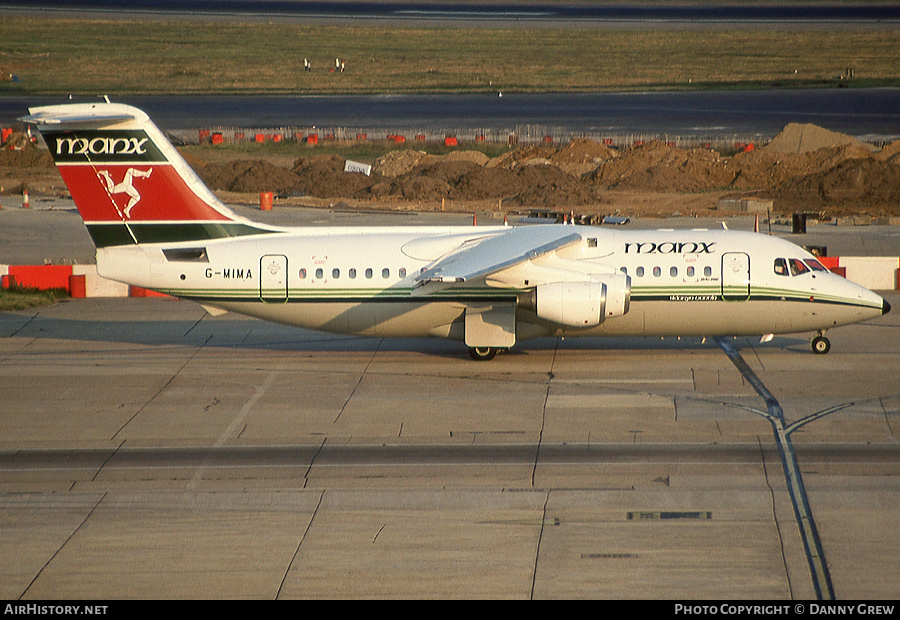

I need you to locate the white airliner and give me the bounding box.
[21,102,890,359]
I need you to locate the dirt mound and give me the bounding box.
[8,122,900,215]
[292,155,380,198]
[589,141,733,191]
[372,150,435,177]
[549,138,617,175]
[197,159,304,194]
[486,145,556,169]
[454,166,521,200]
[779,158,900,213]
[875,139,900,163]
[730,143,876,189]
[765,122,877,154]
[0,146,53,168]
[438,150,491,166]
[509,163,599,207]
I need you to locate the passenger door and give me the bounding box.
[260,254,288,302]
[721,252,750,301]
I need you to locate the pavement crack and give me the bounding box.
[111,335,212,441]
[19,492,107,600]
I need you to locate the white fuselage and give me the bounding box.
[97,223,886,342]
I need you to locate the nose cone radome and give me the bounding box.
[885,298,892,315]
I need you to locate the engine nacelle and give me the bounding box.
[520,275,631,327]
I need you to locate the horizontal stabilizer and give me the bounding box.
[20,111,136,127]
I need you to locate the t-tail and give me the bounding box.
[20,102,268,248]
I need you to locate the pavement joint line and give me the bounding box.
[110,334,213,442]
[715,336,835,601]
[189,369,279,489]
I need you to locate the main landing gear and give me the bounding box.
[811,331,831,355]
[468,346,506,361]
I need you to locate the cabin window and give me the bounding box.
[399,267,407,278]
[619,267,627,274]
[299,268,307,279]
[349,268,357,279]
[670,266,678,277]
[704,266,712,277]
[686,266,695,277]
[636,266,644,277]
[789,259,810,276]
[587,238,598,248]
[365,268,373,279]
[653,266,661,277]
[332,268,340,279]
[315,268,324,279]
[804,259,828,272]
[382,268,390,279]
[774,258,788,276]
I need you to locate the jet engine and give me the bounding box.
[519,274,631,327]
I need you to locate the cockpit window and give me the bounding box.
[804,259,828,272]
[774,258,788,276]
[789,258,810,276]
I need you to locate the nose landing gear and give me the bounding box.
[811,332,831,354]
[468,346,504,361]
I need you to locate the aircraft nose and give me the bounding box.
[884,299,892,315]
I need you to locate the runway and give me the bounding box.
[1,272,898,597]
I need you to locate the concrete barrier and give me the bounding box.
[72,265,130,297]
[839,257,900,291]
[2,264,129,297]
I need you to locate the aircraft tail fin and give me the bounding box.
[20,102,264,248]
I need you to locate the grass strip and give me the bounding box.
[1,17,899,95]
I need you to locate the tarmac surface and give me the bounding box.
[1,205,899,599]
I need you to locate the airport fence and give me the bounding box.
[169,125,772,152]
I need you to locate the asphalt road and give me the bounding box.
[5,89,900,140]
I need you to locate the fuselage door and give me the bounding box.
[260,254,288,303]
[721,252,750,301]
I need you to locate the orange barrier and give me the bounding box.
[260,191,273,211]
[818,256,840,270]
[7,265,73,290]
[129,286,172,298]
[68,274,87,298]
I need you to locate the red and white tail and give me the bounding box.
[21,102,261,247]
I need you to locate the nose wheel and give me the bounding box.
[811,333,831,355]
[468,346,501,361]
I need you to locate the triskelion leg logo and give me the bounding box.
[98,168,153,218]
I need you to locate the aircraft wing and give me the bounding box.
[414,225,582,293]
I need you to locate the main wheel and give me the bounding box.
[811,335,831,355]
[468,346,498,361]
